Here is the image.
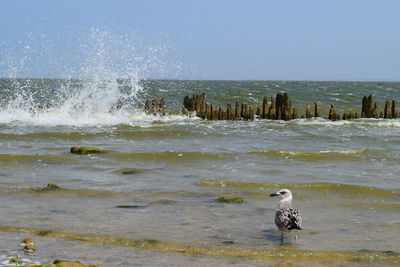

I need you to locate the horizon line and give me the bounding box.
[0,77,399,83]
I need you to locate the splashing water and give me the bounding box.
[0,29,181,127]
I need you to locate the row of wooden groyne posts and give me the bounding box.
[142,92,399,121]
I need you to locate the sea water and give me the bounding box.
[0,78,399,266]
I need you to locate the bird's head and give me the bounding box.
[270,189,293,203]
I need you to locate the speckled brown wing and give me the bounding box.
[275,206,302,230]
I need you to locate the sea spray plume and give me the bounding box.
[0,29,170,126]
[270,189,302,243]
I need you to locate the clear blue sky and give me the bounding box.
[1,0,399,81]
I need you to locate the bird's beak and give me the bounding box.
[270,193,279,197]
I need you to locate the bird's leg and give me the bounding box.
[280,232,284,243]
[295,230,298,241]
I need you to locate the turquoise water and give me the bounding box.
[0,78,399,266]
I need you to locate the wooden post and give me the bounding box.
[384,100,392,119]
[292,107,299,119]
[206,102,212,120]
[159,98,166,116]
[152,99,159,115]
[183,96,189,111]
[281,93,289,120]
[314,102,320,117]
[256,107,261,118]
[362,95,372,118]
[371,103,379,119]
[181,107,188,115]
[391,100,398,119]
[284,102,293,121]
[226,104,232,120]
[275,93,283,120]
[249,106,254,120]
[242,103,249,120]
[305,104,312,118]
[262,96,268,119]
[235,100,240,120]
[268,97,276,120]
[145,100,151,114]
[328,104,337,121]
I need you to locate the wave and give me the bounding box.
[0,153,74,166]
[0,185,127,198]
[199,180,400,198]
[290,117,400,128]
[0,128,202,140]
[0,107,193,128]
[249,149,375,162]
[106,151,238,161]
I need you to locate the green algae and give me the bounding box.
[46,183,61,189]
[106,151,237,162]
[27,259,99,267]
[21,237,36,252]
[0,224,398,265]
[199,179,400,198]
[0,185,127,198]
[70,146,101,154]
[8,255,23,265]
[0,154,74,166]
[31,183,62,192]
[216,196,244,203]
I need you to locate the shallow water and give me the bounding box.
[0,79,399,265]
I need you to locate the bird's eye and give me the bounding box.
[281,192,286,195]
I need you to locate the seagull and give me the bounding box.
[270,189,302,242]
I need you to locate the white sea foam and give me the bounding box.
[290,117,400,128]
[0,28,188,128]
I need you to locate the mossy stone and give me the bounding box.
[21,237,36,252]
[9,256,23,265]
[46,183,61,189]
[216,196,244,203]
[70,146,100,154]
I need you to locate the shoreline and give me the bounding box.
[0,226,398,267]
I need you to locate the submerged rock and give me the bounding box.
[21,237,36,252]
[70,146,100,154]
[46,183,61,190]
[8,255,23,265]
[116,205,148,209]
[117,168,141,175]
[33,183,62,192]
[216,196,244,203]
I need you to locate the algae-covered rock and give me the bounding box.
[8,255,23,265]
[46,183,61,190]
[216,196,244,203]
[33,183,61,192]
[70,146,100,154]
[21,237,36,252]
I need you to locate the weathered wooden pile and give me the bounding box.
[358,95,398,119]
[139,98,166,116]
[181,93,399,121]
[182,92,300,121]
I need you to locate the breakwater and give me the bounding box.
[181,93,398,121]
